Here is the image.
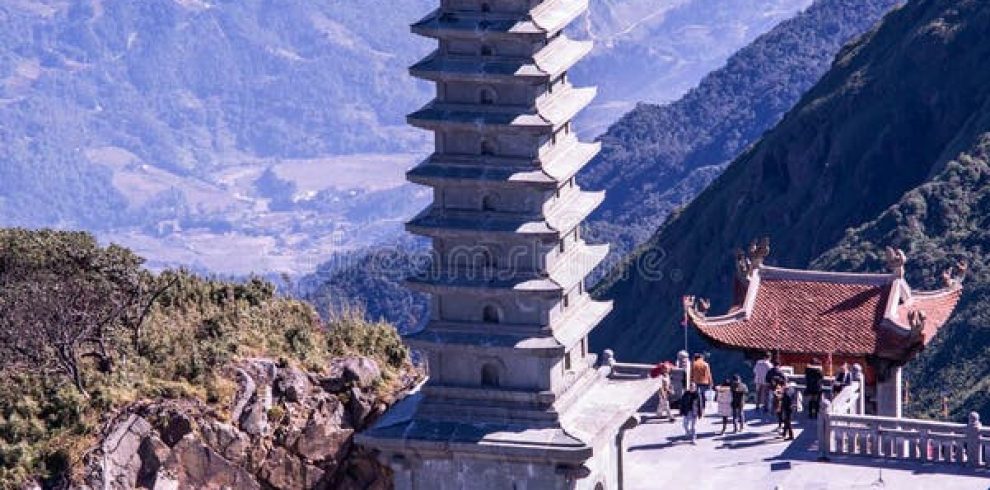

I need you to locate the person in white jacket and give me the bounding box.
[655,364,674,423]
[753,351,774,412]
[716,379,734,435]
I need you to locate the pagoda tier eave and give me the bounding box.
[405,243,608,295]
[407,86,596,133]
[357,362,660,464]
[409,37,593,83]
[406,330,566,356]
[417,297,610,341]
[407,141,601,187]
[405,190,604,239]
[410,0,588,40]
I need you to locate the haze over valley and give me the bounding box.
[1,0,815,274]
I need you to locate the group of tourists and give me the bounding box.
[651,350,858,444]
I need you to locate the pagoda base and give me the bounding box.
[357,364,659,490]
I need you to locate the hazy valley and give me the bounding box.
[1,0,816,274]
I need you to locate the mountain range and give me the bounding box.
[591,0,990,419]
[580,0,901,273]
[307,0,901,332]
[0,0,815,274]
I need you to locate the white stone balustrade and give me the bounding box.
[818,381,989,470]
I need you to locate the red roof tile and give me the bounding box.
[686,266,963,361]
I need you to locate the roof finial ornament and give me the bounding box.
[908,310,927,338]
[885,247,907,279]
[682,295,711,318]
[697,298,711,316]
[748,237,770,270]
[735,248,751,277]
[942,260,968,288]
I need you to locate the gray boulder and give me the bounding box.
[97,414,153,489]
[161,435,260,489]
[295,397,353,464]
[337,357,381,388]
[276,367,312,403]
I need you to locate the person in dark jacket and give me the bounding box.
[780,384,797,440]
[804,359,824,419]
[731,374,749,432]
[680,383,703,444]
[765,364,786,387]
[765,364,786,421]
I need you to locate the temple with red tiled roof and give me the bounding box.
[683,239,965,417]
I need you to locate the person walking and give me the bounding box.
[804,358,824,419]
[680,383,703,444]
[652,362,675,422]
[772,379,785,431]
[676,350,691,387]
[730,374,749,432]
[780,382,802,440]
[753,352,773,412]
[716,378,734,435]
[691,353,713,413]
[765,362,786,412]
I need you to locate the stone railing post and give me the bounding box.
[602,349,616,378]
[967,412,982,468]
[818,397,832,461]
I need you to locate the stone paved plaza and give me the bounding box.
[624,405,990,490]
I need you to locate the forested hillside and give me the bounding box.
[813,134,990,418]
[580,0,900,267]
[592,0,990,420]
[301,239,430,334]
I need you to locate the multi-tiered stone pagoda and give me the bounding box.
[357,1,658,488]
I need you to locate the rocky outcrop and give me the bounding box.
[79,356,413,489]
[97,414,153,489]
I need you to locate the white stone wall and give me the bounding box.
[435,235,553,272]
[543,227,581,272]
[400,457,568,490]
[442,0,538,14]
[439,184,547,213]
[394,438,620,490]
[439,130,539,158]
[436,291,547,325]
[428,348,555,391]
[547,286,580,324]
[443,80,537,106]
[443,37,538,57]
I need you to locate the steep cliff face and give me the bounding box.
[580,0,901,268]
[592,0,990,369]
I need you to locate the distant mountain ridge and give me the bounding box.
[580,0,902,269]
[301,0,901,330]
[572,0,815,135]
[0,0,818,274]
[591,0,990,418]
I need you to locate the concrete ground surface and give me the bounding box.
[622,405,990,490]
